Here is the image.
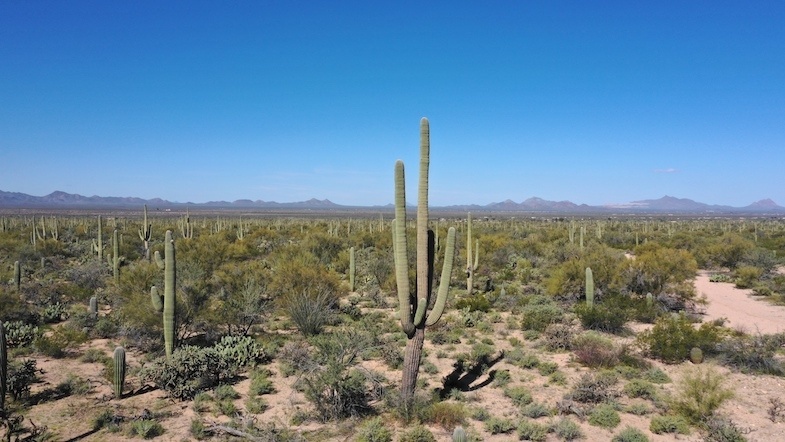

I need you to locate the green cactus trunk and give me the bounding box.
[585,267,594,307]
[163,230,176,357]
[1,322,6,411]
[138,204,152,261]
[466,213,479,295]
[349,246,356,292]
[394,118,457,409]
[112,229,120,283]
[113,346,126,398]
[96,215,103,260]
[13,260,20,292]
[452,426,467,442]
[89,296,98,318]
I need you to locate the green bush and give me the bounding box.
[552,417,583,440]
[574,299,629,333]
[33,325,87,358]
[503,385,533,407]
[611,426,649,442]
[716,333,785,375]
[7,359,39,401]
[398,424,436,442]
[734,265,763,289]
[569,372,619,404]
[703,415,748,442]
[138,345,235,400]
[128,419,164,439]
[588,403,621,429]
[521,402,551,418]
[637,313,725,363]
[520,299,564,332]
[649,414,690,434]
[484,416,516,434]
[623,379,657,400]
[213,334,269,368]
[517,419,548,441]
[424,401,466,431]
[455,294,492,312]
[669,367,734,425]
[572,331,620,368]
[355,416,392,442]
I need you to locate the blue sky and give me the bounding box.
[1,1,783,207]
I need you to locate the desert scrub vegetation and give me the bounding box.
[2,177,785,440]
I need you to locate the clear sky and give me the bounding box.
[1,1,783,207]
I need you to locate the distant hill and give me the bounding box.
[1,190,783,214]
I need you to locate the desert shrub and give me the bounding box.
[277,339,312,376]
[93,409,123,432]
[485,416,516,434]
[521,402,551,419]
[669,367,734,426]
[7,359,39,401]
[248,368,275,396]
[93,315,119,338]
[588,403,621,429]
[139,345,235,400]
[623,379,657,400]
[424,401,466,431]
[245,395,268,414]
[507,349,540,369]
[128,419,164,439]
[517,419,548,441]
[716,333,785,375]
[649,414,690,434]
[574,298,630,333]
[57,374,93,396]
[492,369,512,387]
[504,385,533,407]
[520,299,564,332]
[611,426,649,442]
[3,321,39,348]
[703,414,748,442]
[569,371,619,404]
[641,367,671,384]
[280,287,336,335]
[213,384,239,401]
[213,334,269,368]
[397,424,436,442]
[537,361,559,376]
[623,403,651,416]
[709,273,733,283]
[734,265,763,289]
[552,417,583,440]
[751,285,773,296]
[34,325,87,358]
[455,293,492,312]
[572,331,620,368]
[355,416,393,442]
[301,330,373,421]
[637,313,725,363]
[543,323,575,351]
[378,339,404,369]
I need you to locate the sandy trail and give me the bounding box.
[694,270,785,334]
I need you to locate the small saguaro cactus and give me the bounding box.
[466,212,479,295]
[113,346,126,398]
[393,117,457,408]
[452,426,467,442]
[690,347,704,364]
[13,260,20,292]
[89,296,98,318]
[111,229,120,283]
[152,230,177,357]
[585,267,595,307]
[349,246,356,292]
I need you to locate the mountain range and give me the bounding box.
[0,190,783,214]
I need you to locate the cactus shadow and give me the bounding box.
[437,351,504,399]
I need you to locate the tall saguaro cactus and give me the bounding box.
[138,204,152,260]
[1,322,6,411]
[394,117,457,408]
[349,246,356,292]
[152,230,177,357]
[466,212,479,295]
[13,260,20,292]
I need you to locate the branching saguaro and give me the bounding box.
[393,117,456,410]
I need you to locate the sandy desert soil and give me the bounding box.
[13,271,785,441]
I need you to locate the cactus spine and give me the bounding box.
[394,117,457,407]
[349,246,356,292]
[138,204,152,260]
[1,322,6,411]
[466,213,479,295]
[585,267,594,307]
[113,346,126,398]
